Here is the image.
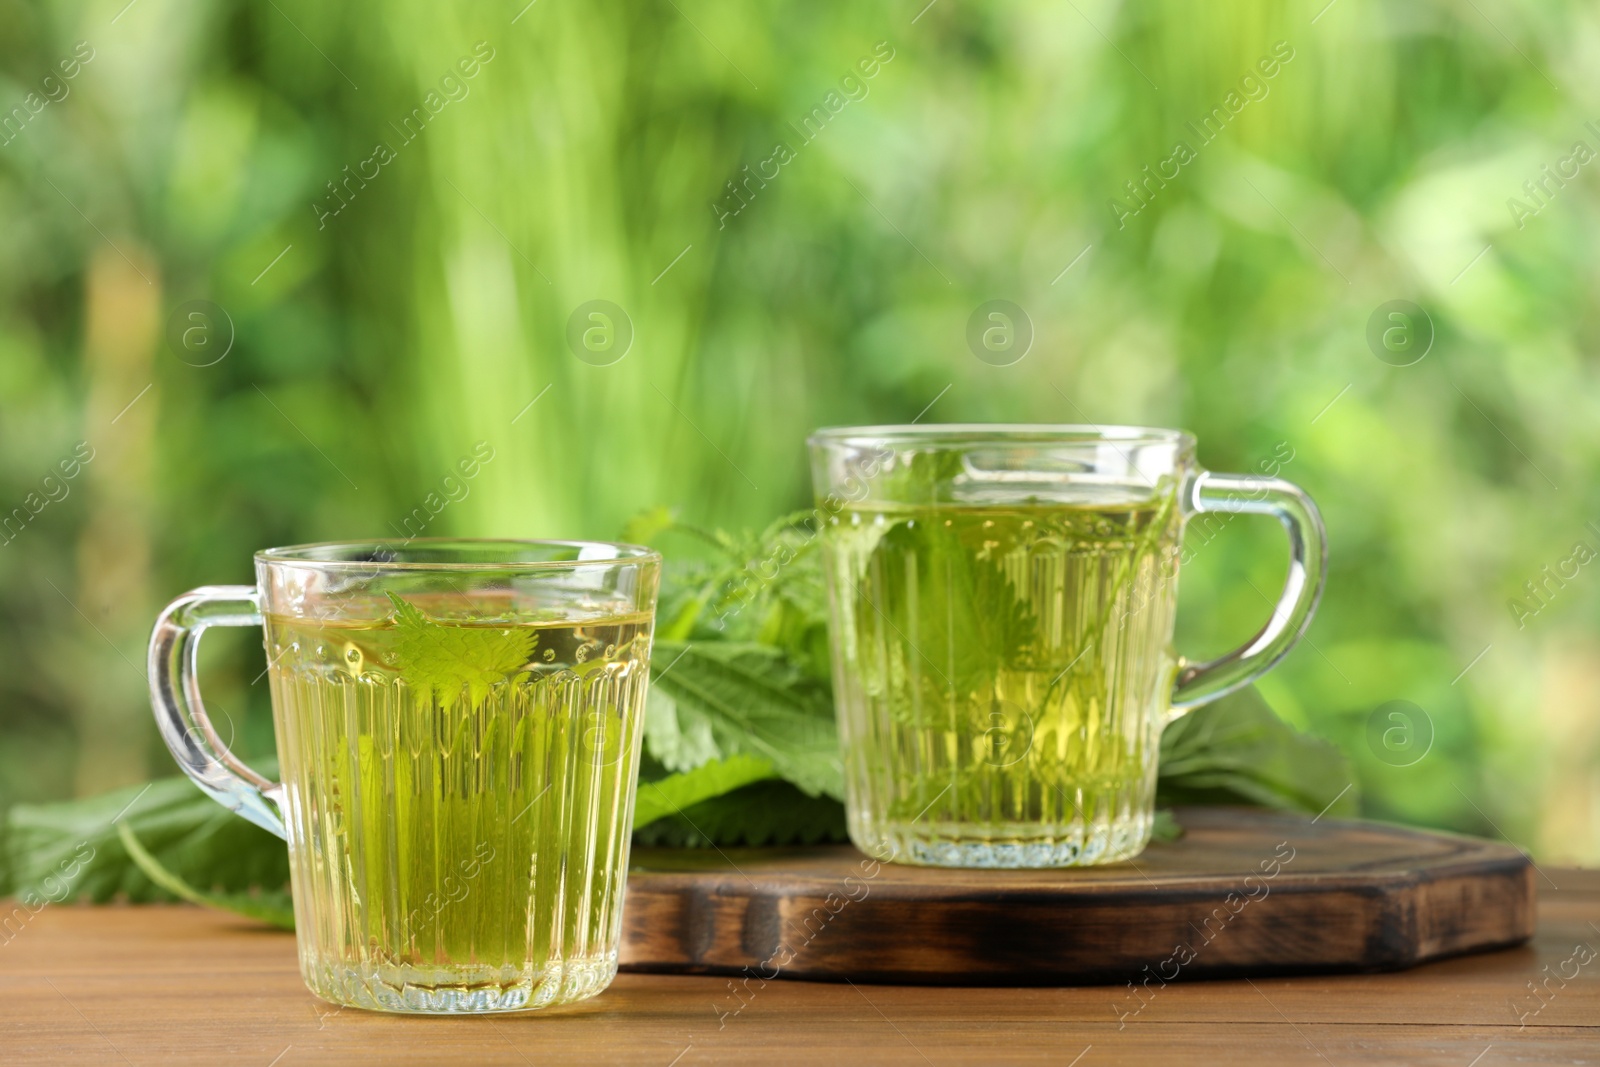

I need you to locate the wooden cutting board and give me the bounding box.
[619,807,1534,984]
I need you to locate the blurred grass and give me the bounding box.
[0,0,1597,861]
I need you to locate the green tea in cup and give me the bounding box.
[148,540,659,1013]
[808,426,1324,868]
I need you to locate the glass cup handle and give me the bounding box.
[1169,472,1327,714]
[147,585,287,839]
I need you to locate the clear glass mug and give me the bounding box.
[147,540,660,1013]
[808,425,1325,869]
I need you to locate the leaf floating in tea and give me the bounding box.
[828,498,1185,862]
[385,592,536,711]
[869,517,1040,688]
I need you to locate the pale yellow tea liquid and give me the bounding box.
[265,600,651,1012]
[821,497,1180,867]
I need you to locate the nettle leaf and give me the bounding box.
[633,779,848,848]
[646,640,843,800]
[624,506,833,675]
[1158,686,1358,817]
[5,768,289,905]
[866,518,1039,691]
[645,685,723,771]
[620,504,678,546]
[117,822,294,929]
[385,592,536,711]
[631,754,777,829]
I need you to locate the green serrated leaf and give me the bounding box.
[646,639,843,799]
[632,779,848,847]
[116,821,294,929]
[385,592,536,711]
[645,684,724,773]
[865,517,1040,690]
[620,505,678,546]
[634,509,835,672]
[631,754,777,829]
[5,769,290,905]
[1158,686,1358,817]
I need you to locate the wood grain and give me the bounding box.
[620,807,1535,983]
[0,870,1595,1066]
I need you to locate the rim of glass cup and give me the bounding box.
[806,423,1197,452]
[254,538,661,572]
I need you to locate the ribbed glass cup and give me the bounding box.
[148,540,660,1013]
[807,426,1325,869]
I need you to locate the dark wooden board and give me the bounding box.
[619,807,1534,984]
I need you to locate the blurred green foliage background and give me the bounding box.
[1,0,1596,862]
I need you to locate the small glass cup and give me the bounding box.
[808,425,1325,869]
[147,539,660,1013]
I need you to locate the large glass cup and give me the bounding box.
[808,426,1325,869]
[147,540,660,1013]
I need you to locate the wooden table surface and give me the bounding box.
[3,869,1598,1066]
